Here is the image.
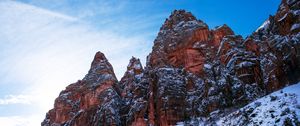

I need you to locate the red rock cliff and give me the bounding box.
[43,0,300,125]
[42,52,122,126]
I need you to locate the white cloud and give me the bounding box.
[0,95,32,105]
[18,0,126,18]
[0,1,153,126]
[0,115,40,126]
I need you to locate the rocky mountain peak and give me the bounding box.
[127,57,143,73]
[43,0,300,125]
[91,51,108,67]
[83,51,117,86]
[256,0,300,35]
[150,12,234,75]
[214,24,234,34]
[168,9,196,23]
[212,24,235,46]
[161,9,207,31]
[119,57,143,95]
[42,51,122,126]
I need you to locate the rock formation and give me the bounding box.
[42,0,300,125]
[42,52,122,126]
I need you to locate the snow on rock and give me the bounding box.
[256,19,270,32]
[236,61,255,68]
[204,64,212,69]
[218,82,300,126]
[175,121,185,126]
[291,23,300,31]
[43,0,300,125]
[292,10,300,16]
[83,51,118,87]
[42,52,122,126]
[278,13,288,22]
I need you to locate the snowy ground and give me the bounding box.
[218,82,300,126]
[176,82,300,126]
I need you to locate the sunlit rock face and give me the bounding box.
[126,10,263,125]
[148,10,234,76]
[127,1,300,125]
[42,52,122,126]
[43,0,300,125]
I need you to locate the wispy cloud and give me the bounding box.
[0,0,279,126]
[0,115,40,126]
[0,1,156,125]
[17,0,126,18]
[0,95,32,105]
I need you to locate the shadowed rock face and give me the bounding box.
[118,57,144,125]
[251,0,300,93]
[42,0,300,125]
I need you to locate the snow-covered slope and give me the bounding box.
[218,82,300,126]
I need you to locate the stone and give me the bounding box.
[42,0,300,125]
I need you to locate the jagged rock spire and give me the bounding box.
[256,0,300,35]
[43,1,300,125]
[126,56,143,74]
[212,24,235,46]
[213,24,234,34]
[161,9,207,30]
[83,51,117,85]
[119,56,143,95]
[42,51,122,126]
[118,57,144,124]
[91,51,107,67]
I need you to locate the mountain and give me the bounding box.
[42,52,122,125]
[42,0,300,125]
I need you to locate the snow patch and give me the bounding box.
[237,61,255,68]
[176,122,184,126]
[256,19,270,32]
[292,10,300,16]
[278,13,288,22]
[218,82,300,125]
[133,63,142,69]
[291,23,300,31]
[204,64,212,69]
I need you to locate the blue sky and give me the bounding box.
[0,0,280,125]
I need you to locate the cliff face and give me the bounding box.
[126,10,262,126]
[42,0,300,125]
[42,52,122,126]
[251,0,300,92]
[148,10,234,75]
